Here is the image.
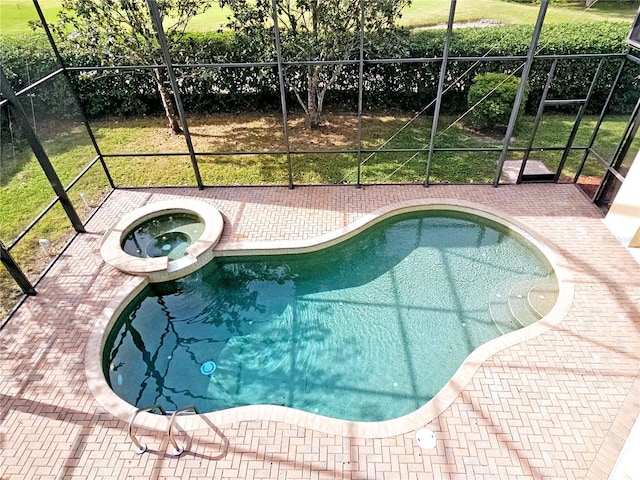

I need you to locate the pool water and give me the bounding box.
[121,212,204,261]
[104,210,556,421]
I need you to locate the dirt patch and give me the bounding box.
[416,19,504,30]
[111,113,414,153]
[576,176,602,198]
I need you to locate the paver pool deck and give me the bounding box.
[1,183,639,479]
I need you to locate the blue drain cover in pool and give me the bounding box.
[200,361,217,375]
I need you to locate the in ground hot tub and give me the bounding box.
[100,199,224,282]
[121,212,203,261]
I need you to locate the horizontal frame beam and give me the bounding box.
[99,145,590,158]
[57,52,625,74]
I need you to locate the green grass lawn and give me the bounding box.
[0,111,634,316]
[0,113,629,242]
[0,0,60,34]
[1,0,637,34]
[402,0,639,28]
[1,112,626,241]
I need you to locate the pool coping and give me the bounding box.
[85,197,574,439]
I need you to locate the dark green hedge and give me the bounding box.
[467,72,529,130]
[0,22,635,120]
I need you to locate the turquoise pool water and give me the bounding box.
[104,210,556,422]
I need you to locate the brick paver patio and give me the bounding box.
[1,184,639,479]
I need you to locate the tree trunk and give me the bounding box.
[307,66,322,129]
[153,68,182,134]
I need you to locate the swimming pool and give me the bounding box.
[102,208,558,422]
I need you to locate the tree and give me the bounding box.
[220,0,410,128]
[48,0,213,133]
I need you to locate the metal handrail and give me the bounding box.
[167,405,199,456]
[128,405,166,454]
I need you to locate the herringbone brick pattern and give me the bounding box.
[1,184,639,479]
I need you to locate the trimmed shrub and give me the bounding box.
[0,22,633,120]
[466,72,528,131]
[0,34,76,118]
[0,34,58,88]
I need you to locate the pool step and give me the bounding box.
[489,276,558,334]
[489,278,527,335]
[528,282,559,318]
[508,278,544,328]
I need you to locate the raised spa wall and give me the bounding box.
[100,199,224,283]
